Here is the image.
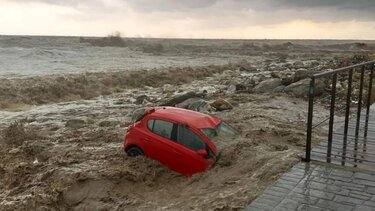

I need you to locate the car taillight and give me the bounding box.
[145,107,155,114]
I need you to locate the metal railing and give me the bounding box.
[305,61,375,164]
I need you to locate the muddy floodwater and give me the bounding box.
[0,37,374,210]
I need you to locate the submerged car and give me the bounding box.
[123,106,237,176]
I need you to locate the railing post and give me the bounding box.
[354,66,365,165]
[305,77,315,162]
[364,64,374,140]
[342,69,353,166]
[327,73,337,163]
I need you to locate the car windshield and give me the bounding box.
[200,121,237,141]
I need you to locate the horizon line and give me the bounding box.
[1,34,375,41]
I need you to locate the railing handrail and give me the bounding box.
[313,61,375,79]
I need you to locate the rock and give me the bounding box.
[283,62,293,69]
[65,119,85,128]
[200,86,216,94]
[239,66,257,72]
[235,84,247,92]
[273,85,286,93]
[226,84,237,94]
[284,78,325,97]
[258,74,267,83]
[99,120,121,127]
[222,70,235,77]
[247,75,266,87]
[189,100,212,113]
[293,61,304,68]
[284,79,309,97]
[293,68,310,82]
[33,158,39,165]
[176,98,212,113]
[226,83,247,94]
[9,148,21,154]
[281,76,294,86]
[135,95,147,105]
[253,78,282,93]
[160,91,205,107]
[307,60,320,67]
[210,99,233,111]
[162,84,174,93]
[245,78,257,88]
[273,69,295,86]
[132,108,145,122]
[237,59,257,72]
[274,144,289,151]
[271,71,280,78]
[114,99,124,105]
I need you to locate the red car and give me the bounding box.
[123,106,236,176]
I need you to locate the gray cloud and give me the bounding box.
[5,0,375,23]
[252,0,375,22]
[268,0,375,10]
[124,0,375,23]
[12,0,375,11]
[126,0,218,12]
[125,0,375,12]
[9,0,92,6]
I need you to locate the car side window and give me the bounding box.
[147,119,155,131]
[177,125,205,151]
[150,119,174,140]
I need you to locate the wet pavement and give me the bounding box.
[245,162,375,211]
[246,106,375,210]
[311,110,375,170]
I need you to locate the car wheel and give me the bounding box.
[126,146,144,157]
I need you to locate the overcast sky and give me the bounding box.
[1,0,375,39]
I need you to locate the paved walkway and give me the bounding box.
[246,107,375,210]
[245,162,375,211]
[311,112,375,170]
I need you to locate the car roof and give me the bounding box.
[147,107,220,129]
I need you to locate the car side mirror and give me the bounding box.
[196,149,207,157]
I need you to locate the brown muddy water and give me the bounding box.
[0,37,374,210]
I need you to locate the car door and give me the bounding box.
[173,124,212,176]
[142,118,185,172]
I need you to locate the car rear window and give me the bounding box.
[149,119,174,140]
